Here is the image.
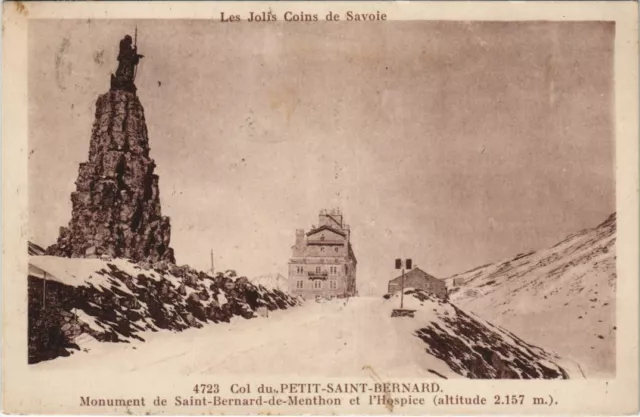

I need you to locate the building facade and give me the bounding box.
[288,209,357,298]
[388,268,447,299]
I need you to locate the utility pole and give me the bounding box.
[395,258,412,310]
[400,267,405,309]
[210,249,215,276]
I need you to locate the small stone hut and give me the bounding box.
[388,267,447,299]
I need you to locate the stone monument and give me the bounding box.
[48,34,175,264]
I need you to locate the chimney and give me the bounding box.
[319,208,343,228]
[318,209,329,227]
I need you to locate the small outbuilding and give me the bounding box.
[452,277,467,287]
[388,267,447,299]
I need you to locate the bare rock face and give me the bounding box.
[48,90,175,264]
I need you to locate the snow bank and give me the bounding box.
[384,289,573,379]
[27,256,301,364]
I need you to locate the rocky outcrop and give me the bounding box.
[384,289,572,379]
[47,90,175,264]
[28,255,301,364]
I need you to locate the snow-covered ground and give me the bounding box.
[33,291,574,379]
[446,213,616,377]
[33,297,447,378]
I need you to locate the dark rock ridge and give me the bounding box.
[384,289,571,379]
[47,90,175,264]
[28,254,301,364]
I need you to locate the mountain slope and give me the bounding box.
[446,213,616,377]
[386,289,572,379]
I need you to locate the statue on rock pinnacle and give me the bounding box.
[48,32,176,265]
[110,32,144,93]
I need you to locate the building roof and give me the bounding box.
[28,262,47,279]
[306,225,346,237]
[389,267,442,284]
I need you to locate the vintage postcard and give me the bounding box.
[2,1,638,415]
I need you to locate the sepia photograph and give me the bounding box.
[3,2,638,415]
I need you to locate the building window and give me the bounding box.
[296,266,303,274]
[314,280,322,289]
[330,266,337,275]
[316,266,321,273]
[296,280,304,289]
[320,246,325,251]
[330,280,337,289]
[334,247,339,252]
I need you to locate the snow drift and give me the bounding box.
[446,213,616,377]
[28,254,300,364]
[384,288,572,379]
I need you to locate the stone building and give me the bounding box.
[452,277,467,287]
[388,268,447,299]
[288,209,357,298]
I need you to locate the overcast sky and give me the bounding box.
[29,20,614,295]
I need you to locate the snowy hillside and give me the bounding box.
[446,213,616,377]
[385,289,572,379]
[28,255,300,364]
[250,273,289,292]
[33,287,575,379]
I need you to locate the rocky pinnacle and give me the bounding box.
[48,90,175,264]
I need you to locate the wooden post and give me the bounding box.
[210,249,215,276]
[400,268,405,309]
